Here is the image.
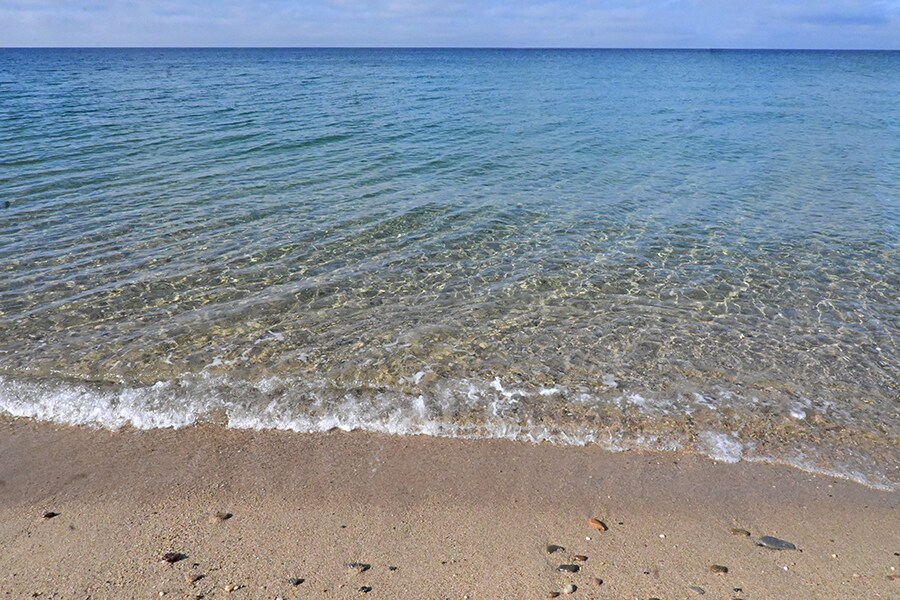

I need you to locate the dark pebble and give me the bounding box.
[572,555,588,562]
[209,511,232,523]
[757,535,797,550]
[710,564,729,574]
[546,544,565,554]
[346,562,371,573]
[2,201,9,209]
[358,586,372,594]
[288,578,305,586]
[42,511,59,519]
[388,566,398,572]
[594,578,603,586]
[690,585,706,595]
[160,552,187,564]
[558,564,580,573]
[547,593,561,599]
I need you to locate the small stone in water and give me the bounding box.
[346,562,371,573]
[160,552,187,564]
[546,544,565,554]
[757,536,797,550]
[730,528,751,537]
[563,584,577,594]
[558,564,580,573]
[572,555,588,562]
[288,578,305,586]
[710,565,729,574]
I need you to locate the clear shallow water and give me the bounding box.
[0,49,898,489]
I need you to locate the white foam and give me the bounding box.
[698,431,744,463]
[0,374,894,492]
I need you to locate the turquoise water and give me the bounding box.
[1,49,898,489]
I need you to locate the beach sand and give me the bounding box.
[0,417,896,599]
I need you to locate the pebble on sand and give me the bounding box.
[690,585,706,595]
[288,578,305,586]
[572,555,588,562]
[185,573,204,584]
[547,593,561,598]
[558,564,580,573]
[546,544,565,554]
[208,511,233,523]
[594,578,603,587]
[730,528,751,537]
[563,584,577,594]
[358,586,372,594]
[346,562,371,573]
[223,584,243,593]
[587,517,608,532]
[42,511,59,520]
[160,552,187,564]
[756,536,797,550]
[710,565,729,574]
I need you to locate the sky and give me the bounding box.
[1,1,899,49]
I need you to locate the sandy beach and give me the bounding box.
[0,417,896,599]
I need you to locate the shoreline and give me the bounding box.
[1,417,897,598]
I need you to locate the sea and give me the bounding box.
[0,49,897,490]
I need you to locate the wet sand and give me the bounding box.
[0,417,897,599]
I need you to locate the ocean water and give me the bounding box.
[1,49,898,489]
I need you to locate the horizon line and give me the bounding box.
[2,46,899,52]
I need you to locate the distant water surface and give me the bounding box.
[0,49,898,489]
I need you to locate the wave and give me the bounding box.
[0,373,895,492]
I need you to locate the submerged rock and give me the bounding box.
[757,536,797,550]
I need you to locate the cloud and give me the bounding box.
[0,1,898,48]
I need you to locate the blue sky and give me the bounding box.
[2,1,899,48]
